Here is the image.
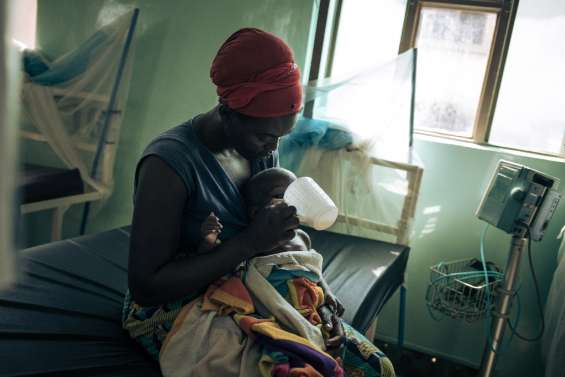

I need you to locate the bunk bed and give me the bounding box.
[18,9,139,241]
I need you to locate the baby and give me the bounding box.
[199,167,345,352]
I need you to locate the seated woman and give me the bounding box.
[123,28,393,377]
[123,26,304,361]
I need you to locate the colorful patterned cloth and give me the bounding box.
[122,251,395,376]
[121,289,199,360]
[234,313,342,377]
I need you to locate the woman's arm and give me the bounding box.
[128,156,298,306]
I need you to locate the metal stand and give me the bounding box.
[79,8,139,235]
[398,284,407,348]
[478,235,526,377]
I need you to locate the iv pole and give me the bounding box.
[478,233,527,377]
[79,8,140,235]
[474,160,560,377]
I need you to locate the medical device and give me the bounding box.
[476,160,561,240]
[477,160,561,377]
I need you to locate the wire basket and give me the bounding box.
[426,258,503,322]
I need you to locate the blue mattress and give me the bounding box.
[0,227,408,377]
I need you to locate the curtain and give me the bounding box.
[542,226,565,377]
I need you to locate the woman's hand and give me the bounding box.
[242,201,299,256]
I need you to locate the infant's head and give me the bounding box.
[243,167,297,219]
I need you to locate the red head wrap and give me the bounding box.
[210,28,303,118]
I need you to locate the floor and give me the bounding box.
[374,340,478,377]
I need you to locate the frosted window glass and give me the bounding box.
[490,0,565,156]
[414,7,497,136]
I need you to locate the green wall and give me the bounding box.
[23,1,565,376]
[375,136,565,376]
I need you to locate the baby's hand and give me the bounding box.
[200,212,223,246]
[325,293,345,317]
[319,304,345,358]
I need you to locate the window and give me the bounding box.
[398,0,518,143]
[329,0,406,77]
[326,0,564,157]
[410,6,497,137]
[489,0,565,156]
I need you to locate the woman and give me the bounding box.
[123,27,307,359]
[123,28,394,377]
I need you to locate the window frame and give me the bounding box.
[399,0,519,143]
[315,0,564,159]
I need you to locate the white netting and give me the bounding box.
[281,49,423,244]
[20,9,136,201]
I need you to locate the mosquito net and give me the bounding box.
[20,9,137,201]
[280,49,422,244]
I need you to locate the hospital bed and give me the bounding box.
[0,225,409,376]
